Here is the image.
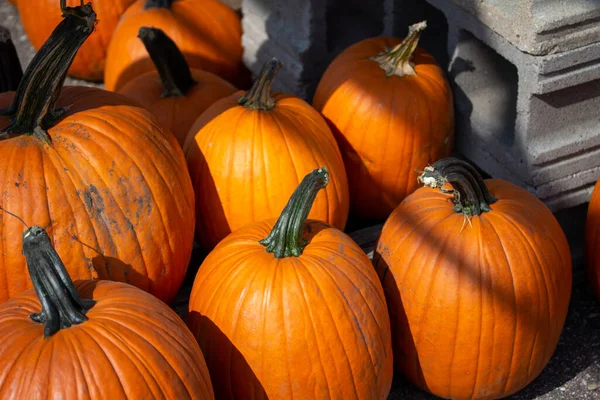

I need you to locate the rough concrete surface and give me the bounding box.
[2,1,599,399]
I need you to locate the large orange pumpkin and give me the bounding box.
[585,179,600,300]
[313,21,454,220]
[18,0,135,81]
[183,59,349,252]
[188,167,393,399]
[118,27,237,146]
[0,224,214,399]
[104,0,249,92]
[0,3,195,304]
[374,157,572,399]
[0,26,22,92]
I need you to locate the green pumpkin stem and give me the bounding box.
[238,58,282,111]
[418,157,498,217]
[260,167,329,258]
[144,0,174,9]
[0,2,96,143]
[0,26,23,93]
[370,20,427,77]
[21,225,95,338]
[138,27,196,97]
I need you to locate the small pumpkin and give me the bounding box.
[0,223,215,399]
[0,3,195,304]
[183,58,349,251]
[0,26,23,92]
[118,27,237,146]
[18,0,135,81]
[104,0,249,92]
[584,179,600,300]
[188,167,393,399]
[373,157,572,399]
[313,21,455,220]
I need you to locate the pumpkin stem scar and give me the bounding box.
[418,157,498,217]
[369,20,427,77]
[0,26,23,93]
[260,167,329,258]
[238,58,283,111]
[143,0,174,10]
[21,225,96,338]
[138,27,197,98]
[0,2,96,141]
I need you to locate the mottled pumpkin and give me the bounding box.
[183,59,349,251]
[313,22,454,219]
[0,4,194,304]
[374,157,572,399]
[188,168,393,399]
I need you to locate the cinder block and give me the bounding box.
[241,0,385,100]
[386,0,600,211]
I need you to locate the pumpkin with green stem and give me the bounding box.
[373,157,572,399]
[188,167,393,399]
[118,27,237,146]
[0,223,214,399]
[313,21,454,220]
[184,58,349,252]
[0,2,194,304]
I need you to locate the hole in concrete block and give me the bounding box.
[325,0,384,55]
[450,30,518,147]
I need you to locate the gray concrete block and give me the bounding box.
[241,0,385,100]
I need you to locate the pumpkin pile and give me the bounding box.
[1,0,586,399]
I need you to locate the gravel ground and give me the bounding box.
[2,1,599,399]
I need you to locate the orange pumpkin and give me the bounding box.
[0,26,22,92]
[374,157,572,399]
[0,3,194,304]
[0,224,214,399]
[104,0,249,92]
[18,0,135,81]
[188,167,393,399]
[118,27,237,146]
[183,58,349,251]
[585,179,600,300]
[313,21,454,220]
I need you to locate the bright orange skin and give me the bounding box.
[18,0,135,81]
[585,179,600,299]
[374,180,572,399]
[183,91,350,251]
[188,219,393,399]
[104,0,248,92]
[313,37,454,220]
[0,87,195,304]
[119,68,237,146]
[0,279,215,399]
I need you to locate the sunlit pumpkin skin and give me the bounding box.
[0,223,214,399]
[584,179,600,300]
[0,4,194,304]
[104,0,248,92]
[374,158,572,399]
[183,59,349,251]
[118,27,237,146]
[188,168,393,399]
[18,0,135,81]
[313,22,454,220]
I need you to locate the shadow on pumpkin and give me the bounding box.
[188,312,268,399]
[91,255,151,292]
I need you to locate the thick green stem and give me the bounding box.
[138,27,196,97]
[260,167,329,258]
[0,2,96,143]
[0,26,23,93]
[144,0,174,9]
[418,157,498,216]
[370,20,427,77]
[21,225,95,338]
[238,58,282,111]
